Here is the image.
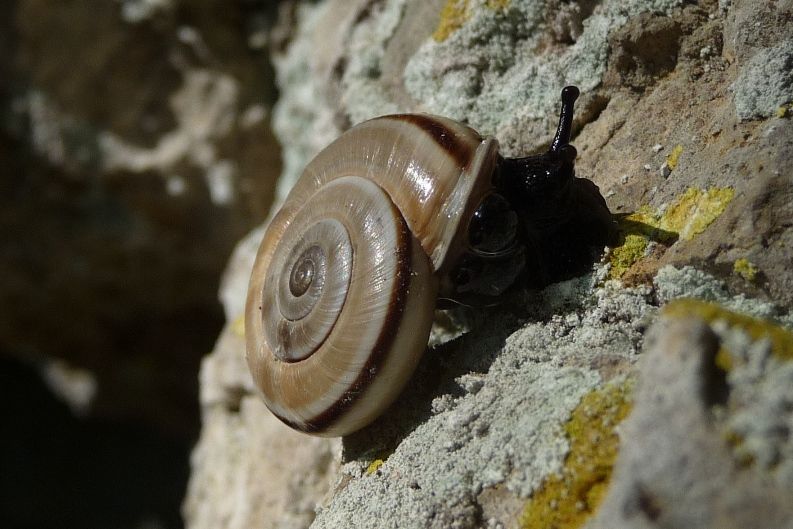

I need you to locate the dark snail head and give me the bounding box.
[444,86,617,306]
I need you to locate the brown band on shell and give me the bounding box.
[386,114,474,170]
[274,207,414,434]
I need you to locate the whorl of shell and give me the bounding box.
[245,115,499,436]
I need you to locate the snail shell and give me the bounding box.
[246,115,499,436]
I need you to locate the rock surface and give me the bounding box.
[0,0,281,434]
[184,0,793,528]
[590,310,793,529]
[183,322,340,529]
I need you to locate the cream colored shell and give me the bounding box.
[270,114,499,272]
[245,114,499,436]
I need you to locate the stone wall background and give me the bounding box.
[185,1,793,529]
[2,1,792,529]
[0,1,284,528]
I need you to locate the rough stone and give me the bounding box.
[589,311,793,529]
[732,40,793,121]
[183,324,340,529]
[0,0,281,434]
[185,0,793,527]
[268,0,793,306]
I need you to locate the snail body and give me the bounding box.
[246,87,616,436]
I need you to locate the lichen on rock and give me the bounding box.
[184,0,793,527]
[608,187,735,279]
[590,299,793,528]
[732,40,793,121]
[520,379,634,529]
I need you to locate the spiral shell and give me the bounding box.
[246,114,500,436]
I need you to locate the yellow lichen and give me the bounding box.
[231,315,245,337]
[776,103,792,118]
[666,144,684,171]
[714,347,734,372]
[609,233,649,279]
[486,0,510,9]
[366,459,384,475]
[662,299,793,363]
[607,206,674,279]
[433,0,508,42]
[608,188,733,278]
[658,187,735,240]
[433,0,471,42]
[520,380,634,529]
[733,258,758,281]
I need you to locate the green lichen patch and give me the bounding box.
[432,0,509,42]
[733,258,758,281]
[520,380,634,529]
[433,0,471,42]
[659,187,734,241]
[608,188,735,279]
[608,207,675,279]
[360,448,394,476]
[666,144,684,171]
[714,346,735,372]
[662,299,793,363]
[609,233,650,279]
[366,459,385,475]
[486,0,510,9]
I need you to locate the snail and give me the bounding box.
[245,86,617,436]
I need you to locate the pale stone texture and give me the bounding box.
[589,316,793,529]
[184,0,793,527]
[183,325,340,529]
[732,41,793,121]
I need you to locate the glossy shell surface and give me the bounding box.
[245,114,499,436]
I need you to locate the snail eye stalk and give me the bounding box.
[550,85,579,154]
[497,86,580,203]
